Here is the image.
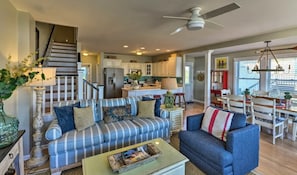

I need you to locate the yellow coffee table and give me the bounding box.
[82,138,189,175]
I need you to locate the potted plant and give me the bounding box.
[127,71,142,89]
[0,54,44,148]
[243,88,250,100]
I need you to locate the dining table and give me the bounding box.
[217,95,297,141]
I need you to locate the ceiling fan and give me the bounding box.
[163,2,240,35]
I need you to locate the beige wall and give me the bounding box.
[1,1,35,156]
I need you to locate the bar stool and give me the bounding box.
[174,93,186,109]
[153,95,161,99]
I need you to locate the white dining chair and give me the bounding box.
[226,95,252,120]
[220,89,231,109]
[252,90,268,96]
[251,97,285,144]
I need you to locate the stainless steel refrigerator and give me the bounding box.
[104,68,124,98]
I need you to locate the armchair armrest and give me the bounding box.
[45,119,62,141]
[226,124,260,175]
[186,113,204,131]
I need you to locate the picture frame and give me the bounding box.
[215,57,228,70]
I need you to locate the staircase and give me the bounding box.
[45,42,78,76]
[42,41,78,112]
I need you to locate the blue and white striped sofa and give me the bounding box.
[45,96,170,174]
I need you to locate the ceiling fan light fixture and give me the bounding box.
[187,19,205,30]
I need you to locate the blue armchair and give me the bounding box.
[179,112,259,175]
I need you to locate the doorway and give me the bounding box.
[81,64,92,82]
[184,62,194,102]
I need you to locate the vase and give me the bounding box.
[0,99,19,148]
[132,80,140,90]
[285,99,291,109]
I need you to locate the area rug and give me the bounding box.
[29,133,259,175]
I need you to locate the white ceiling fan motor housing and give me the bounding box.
[187,7,205,30]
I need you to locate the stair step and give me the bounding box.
[53,42,76,47]
[51,49,77,54]
[50,53,77,58]
[47,62,77,67]
[47,57,77,62]
[52,45,76,51]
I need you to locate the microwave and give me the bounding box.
[129,69,142,74]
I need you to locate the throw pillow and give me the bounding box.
[103,105,132,123]
[201,106,234,141]
[142,96,161,117]
[137,100,155,119]
[73,107,95,131]
[54,102,80,134]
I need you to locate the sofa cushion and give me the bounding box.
[80,99,100,122]
[99,120,139,142]
[201,106,234,141]
[142,96,162,117]
[131,117,170,134]
[230,112,247,130]
[103,105,132,123]
[179,130,233,167]
[54,102,80,134]
[73,107,95,131]
[48,123,104,154]
[125,96,143,116]
[137,100,156,119]
[97,98,127,121]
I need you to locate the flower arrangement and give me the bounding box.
[0,54,44,100]
[127,71,142,80]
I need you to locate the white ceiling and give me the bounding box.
[9,0,297,56]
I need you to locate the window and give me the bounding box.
[269,57,297,93]
[185,66,190,84]
[236,60,260,94]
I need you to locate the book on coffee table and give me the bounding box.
[107,143,161,173]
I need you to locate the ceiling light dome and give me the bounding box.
[187,18,205,30]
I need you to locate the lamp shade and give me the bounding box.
[161,78,178,90]
[27,67,56,87]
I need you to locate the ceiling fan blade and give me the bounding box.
[163,16,190,20]
[201,3,240,19]
[170,26,186,35]
[205,20,224,29]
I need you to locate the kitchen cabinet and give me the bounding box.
[152,56,182,77]
[167,56,182,77]
[103,59,122,68]
[142,63,152,76]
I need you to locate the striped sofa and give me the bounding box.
[45,96,170,174]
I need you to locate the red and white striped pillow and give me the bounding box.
[201,106,234,141]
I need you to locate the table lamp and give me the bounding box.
[26,66,56,168]
[161,78,178,108]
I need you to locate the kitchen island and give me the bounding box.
[122,86,183,101]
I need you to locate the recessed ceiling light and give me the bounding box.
[83,53,88,56]
[166,50,171,52]
[140,47,145,50]
[123,45,128,48]
[136,51,142,55]
[155,49,160,51]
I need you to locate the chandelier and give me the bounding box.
[251,41,284,72]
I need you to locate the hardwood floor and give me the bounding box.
[185,102,297,175]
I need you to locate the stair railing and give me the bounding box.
[43,25,56,58]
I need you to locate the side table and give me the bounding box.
[0,130,25,175]
[161,105,184,133]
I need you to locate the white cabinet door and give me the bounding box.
[121,62,129,76]
[103,59,122,68]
